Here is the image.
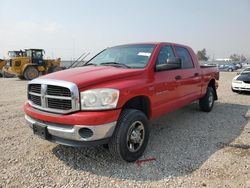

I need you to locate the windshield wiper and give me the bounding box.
[100,62,131,68]
[83,63,97,66]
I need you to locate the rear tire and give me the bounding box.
[228,68,233,72]
[24,67,39,80]
[108,109,150,162]
[199,87,215,112]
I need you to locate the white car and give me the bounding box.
[231,68,250,92]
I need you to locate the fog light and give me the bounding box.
[79,128,93,139]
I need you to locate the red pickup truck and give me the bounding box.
[24,42,219,162]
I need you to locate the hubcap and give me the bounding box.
[28,70,38,79]
[126,121,145,152]
[208,92,213,107]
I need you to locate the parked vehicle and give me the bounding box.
[232,67,250,92]
[218,63,237,72]
[5,49,62,80]
[24,42,219,162]
[234,62,242,69]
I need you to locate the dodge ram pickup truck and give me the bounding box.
[24,42,219,162]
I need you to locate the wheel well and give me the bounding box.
[122,96,151,118]
[208,79,218,100]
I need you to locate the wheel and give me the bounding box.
[108,109,150,162]
[228,68,233,72]
[24,67,39,80]
[17,75,25,80]
[199,87,215,112]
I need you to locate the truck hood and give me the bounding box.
[41,66,144,89]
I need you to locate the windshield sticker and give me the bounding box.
[138,52,151,57]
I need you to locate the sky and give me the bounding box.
[0,0,250,60]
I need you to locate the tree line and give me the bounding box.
[197,48,247,62]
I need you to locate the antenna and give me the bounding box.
[72,52,90,67]
[67,52,86,68]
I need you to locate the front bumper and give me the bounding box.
[24,102,121,125]
[25,115,116,146]
[232,82,250,91]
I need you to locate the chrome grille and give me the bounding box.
[28,79,80,114]
[29,84,41,93]
[47,85,71,97]
[47,98,72,110]
[30,95,41,106]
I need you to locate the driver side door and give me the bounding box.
[152,45,182,117]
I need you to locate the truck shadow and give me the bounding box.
[52,102,249,181]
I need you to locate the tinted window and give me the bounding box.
[156,46,175,66]
[175,47,194,69]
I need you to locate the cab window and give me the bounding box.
[155,46,175,66]
[175,47,194,69]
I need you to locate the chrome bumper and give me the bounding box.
[25,115,116,142]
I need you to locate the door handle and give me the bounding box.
[194,73,199,77]
[175,75,182,80]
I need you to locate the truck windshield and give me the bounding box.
[86,44,155,68]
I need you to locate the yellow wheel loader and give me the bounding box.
[1,50,25,78]
[6,49,62,80]
[0,59,7,77]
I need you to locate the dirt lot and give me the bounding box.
[0,72,249,188]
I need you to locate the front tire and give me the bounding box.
[108,109,150,162]
[24,67,39,80]
[199,87,215,112]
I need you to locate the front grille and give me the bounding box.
[243,81,250,84]
[28,80,80,114]
[30,95,41,106]
[47,98,72,110]
[30,84,41,93]
[47,85,71,97]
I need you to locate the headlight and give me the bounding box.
[81,88,119,110]
[233,80,242,84]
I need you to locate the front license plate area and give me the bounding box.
[33,124,50,139]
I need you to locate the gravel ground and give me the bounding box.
[0,72,249,188]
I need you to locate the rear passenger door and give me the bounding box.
[174,46,201,102]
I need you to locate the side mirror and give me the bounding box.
[237,72,240,75]
[156,57,181,71]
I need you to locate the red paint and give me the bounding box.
[24,102,121,125]
[24,42,219,125]
[136,157,157,166]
